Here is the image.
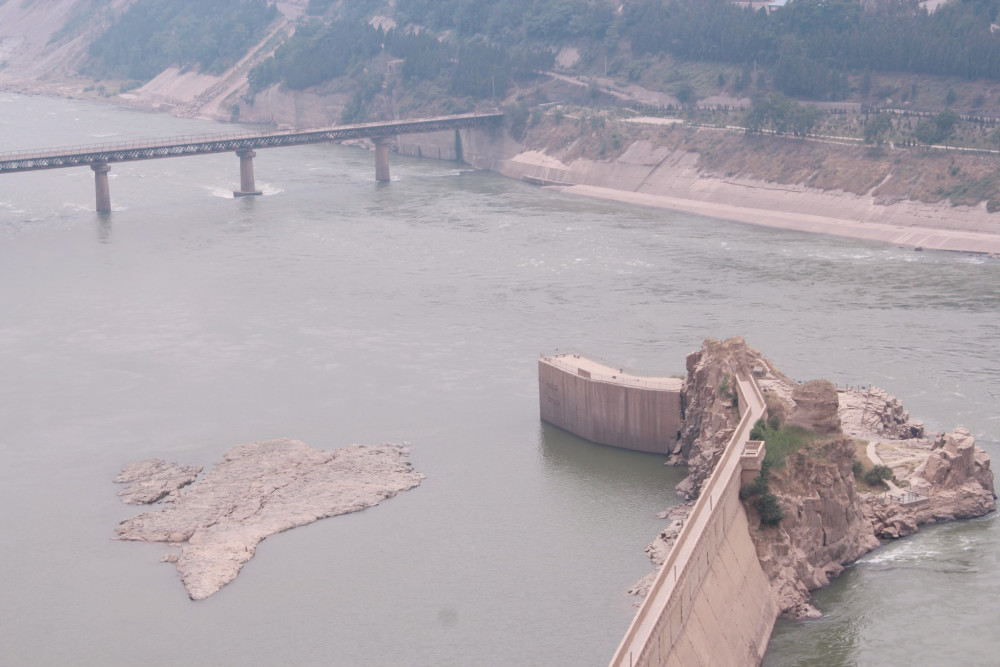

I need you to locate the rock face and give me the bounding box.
[868,427,995,538]
[674,337,792,498]
[638,338,995,621]
[114,459,202,505]
[916,427,994,494]
[749,438,880,617]
[114,439,424,600]
[628,503,693,599]
[786,380,841,434]
[838,386,924,439]
[669,338,880,617]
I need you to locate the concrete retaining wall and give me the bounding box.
[398,128,1000,254]
[396,127,516,171]
[538,358,682,454]
[611,377,777,667]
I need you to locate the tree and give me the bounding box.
[935,109,959,146]
[913,110,960,146]
[791,104,822,136]
[864,114,893,145]
[673,82,697,107]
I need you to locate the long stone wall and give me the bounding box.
[610,377,777,667]
[538,355,682,454]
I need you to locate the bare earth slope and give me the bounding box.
[3,1,1000,253]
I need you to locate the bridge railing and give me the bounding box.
[0,112,502,162]
[0,130,271,161]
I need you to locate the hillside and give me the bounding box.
[2,0,1000,243]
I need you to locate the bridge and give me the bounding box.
[0,112,503,211]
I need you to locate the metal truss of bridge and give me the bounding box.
[0,112,503,211]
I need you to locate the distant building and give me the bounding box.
[729,0,786,13]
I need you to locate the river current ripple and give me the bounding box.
[0,94,997,666]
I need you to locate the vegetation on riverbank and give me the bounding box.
[85,0,278,80]
[22,0,1000,211]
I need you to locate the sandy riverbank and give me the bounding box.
[468,135,1000,256]
[555,183,1000,255]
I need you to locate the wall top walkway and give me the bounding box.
[540,353,683,392]
[0,112,504,174]
[609,374,766,667]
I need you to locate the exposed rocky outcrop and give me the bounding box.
[114,459,202,505]
[627,503,693,599]
[786,380,841,434]
[838,386,924,440]
[750,438,880,618]
[658,338,875,617]
[651,339,994,619]
[672,337,792,499]
[867,427,995,539]
[114,439,423,600]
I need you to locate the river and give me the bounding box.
[0,94,997,666]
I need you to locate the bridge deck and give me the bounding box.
[0,112,503,174]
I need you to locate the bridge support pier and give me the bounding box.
[234,149,262,197]
[374,137,390,182]
[91,163,111,212]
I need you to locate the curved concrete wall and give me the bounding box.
[538,357,682,454]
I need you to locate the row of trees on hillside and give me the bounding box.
[248,20,383,91]
[744,96,965,148]
[248,19,554,99]
[395,0,614,41]
[86,0,278,81]
[393,0,1000,96]
[80,0,1000,105]
[623,0,1000,99]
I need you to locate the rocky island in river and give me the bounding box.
[114,439,424,600]
[633,338,995,619]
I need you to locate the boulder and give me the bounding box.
[786,380,841,434]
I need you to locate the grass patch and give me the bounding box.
[853,439,875,468]
[851,439,891,493]
[749,418,820,469]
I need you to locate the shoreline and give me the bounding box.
[550,183,1000,255]
[5,84,1000,257]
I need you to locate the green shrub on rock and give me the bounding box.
[754,493,785,526]
[863,464,894,487]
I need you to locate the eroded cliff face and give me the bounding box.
[750,437,880,618]
[660,339,995,619]
[673,337,792,499]
[666,340,872,617]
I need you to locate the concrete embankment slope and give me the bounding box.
[396,129,1000,255]
[609,377,776,667]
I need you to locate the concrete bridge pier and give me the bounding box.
[374,137,390,182]
[91,163,111,212]
[234,149,263,197]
